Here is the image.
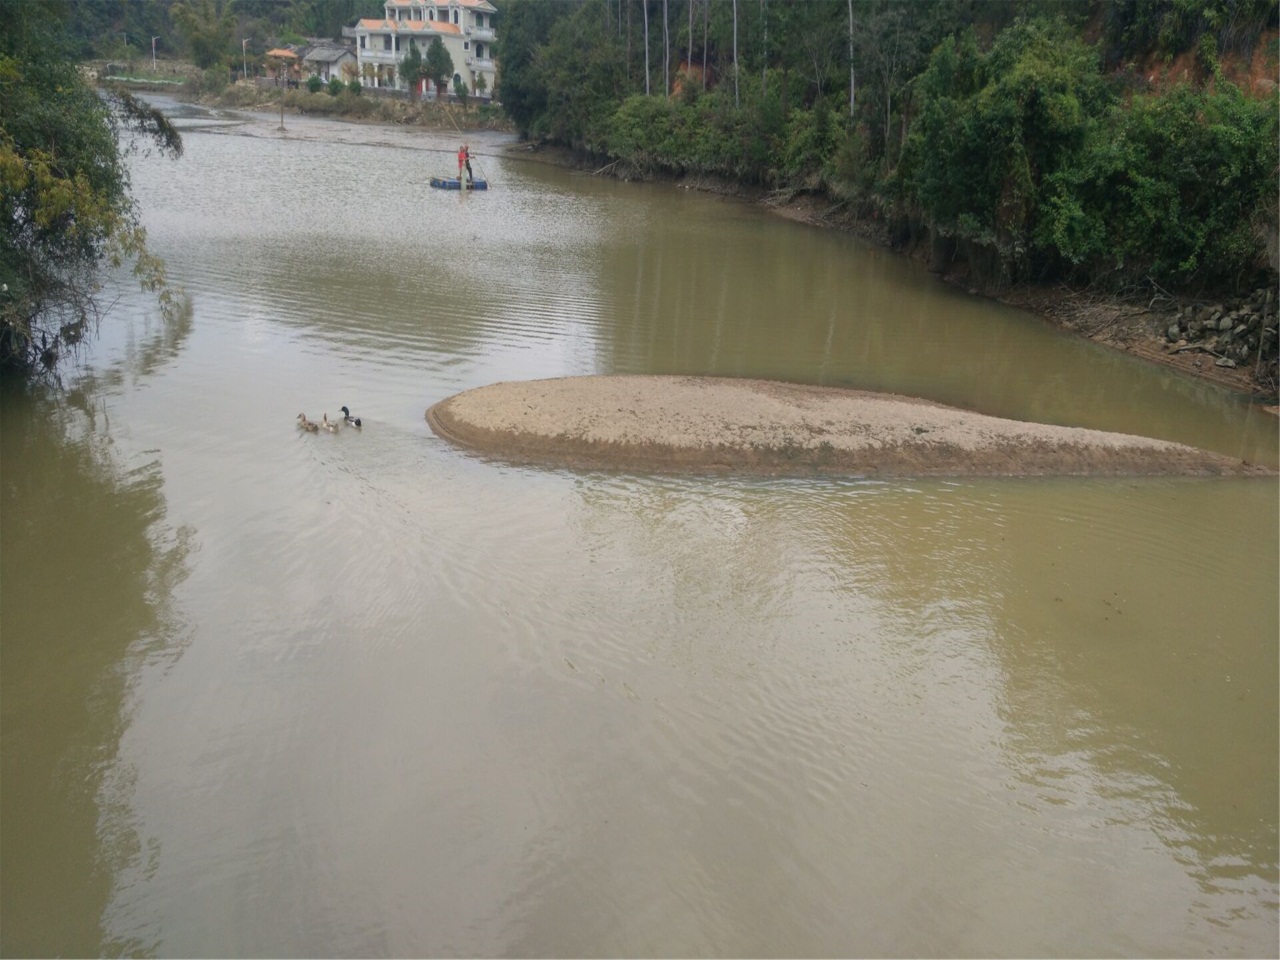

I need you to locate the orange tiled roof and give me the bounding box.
[266,48,297,58]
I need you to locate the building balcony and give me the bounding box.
[466,57,494,71]
[466,27,496,42]
[358,48,398,62]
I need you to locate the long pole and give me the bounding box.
[242,39,249,82]
[443,105,491,187]
[151,36,159,71]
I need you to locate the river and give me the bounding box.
[1,99,1276,958]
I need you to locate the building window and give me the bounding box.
[359,35,366,48]
[383,35,392,51]
[452,9,459,24]
[463,41,469,51]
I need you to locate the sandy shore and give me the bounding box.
[426,376,1271,477]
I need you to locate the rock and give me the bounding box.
[1215,357,1237,368]
[1166,323,1181,342]
[1219,315,1235,331]
[1234,324,1249,338]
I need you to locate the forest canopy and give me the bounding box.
[496,0,1278,292]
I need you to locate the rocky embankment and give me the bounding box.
[1163,287,1277,386]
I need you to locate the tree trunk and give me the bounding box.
[732,0,739,107]
[688,0,693,87]
[702,0,708,90]
[761,0,767,95]
[643,0,650,95]
[847,0,855,117]
[663,0,670,96]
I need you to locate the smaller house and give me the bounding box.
[303,43,356,83]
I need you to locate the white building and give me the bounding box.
[303,43,357,83]
[352,0,497,97]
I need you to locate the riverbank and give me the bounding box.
[767,193,1279,404]
[427,376,1272,478]
[502,141,1279,406]
[191,81,514,132]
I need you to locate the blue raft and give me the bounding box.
[429,177,489,191]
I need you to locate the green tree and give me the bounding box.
[902,20,1110,275]
[0,0,183,377]
[494,0,570,134]
[424,35,454,98]
[169,0,234,70]
[400,41,427,100]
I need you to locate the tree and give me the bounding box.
[400,41,426,100]
[1,0,183,378]
[424,35,454,98]
[494,0,569,134]
[847,0,855,117]
[733,0,739,106]
[663,0,670,96]
[170,0,235,70]
[643,0,651,95]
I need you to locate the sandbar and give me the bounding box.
[426,376,1271,477]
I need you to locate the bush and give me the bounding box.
[307,74,323,94]
[347,79,362,95]
[184,66,229,98]
[328,76,344,96]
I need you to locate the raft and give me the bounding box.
[429,177,489,191]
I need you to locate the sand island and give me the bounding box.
[426,376,1271,478]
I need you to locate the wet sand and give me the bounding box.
[426,376,1272,477]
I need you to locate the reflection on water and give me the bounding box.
[0,100,1275,957]
[0,384,191,958]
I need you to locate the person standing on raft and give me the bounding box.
[458,144,473,185]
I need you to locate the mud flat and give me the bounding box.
[426,376,1273,478]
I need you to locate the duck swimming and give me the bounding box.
[340,406,362,428]
[297,413,319,433]
[321,413,340,433]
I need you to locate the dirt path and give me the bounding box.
[427,376,1272,477]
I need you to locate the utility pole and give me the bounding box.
[151,36,159,72]
[243,39,249,82]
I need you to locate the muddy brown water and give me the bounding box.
[1,100,1276,958]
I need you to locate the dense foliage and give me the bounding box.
[57,0,387,65]
[498,0,1278,293]
[0,0,183,377]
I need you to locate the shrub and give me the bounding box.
[347,79,362,95]
[328,76,344,96]
[307,74,323,94]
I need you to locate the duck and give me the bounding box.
[321,413,340,433]
[297,413,319,433]
[340,405,362,428]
